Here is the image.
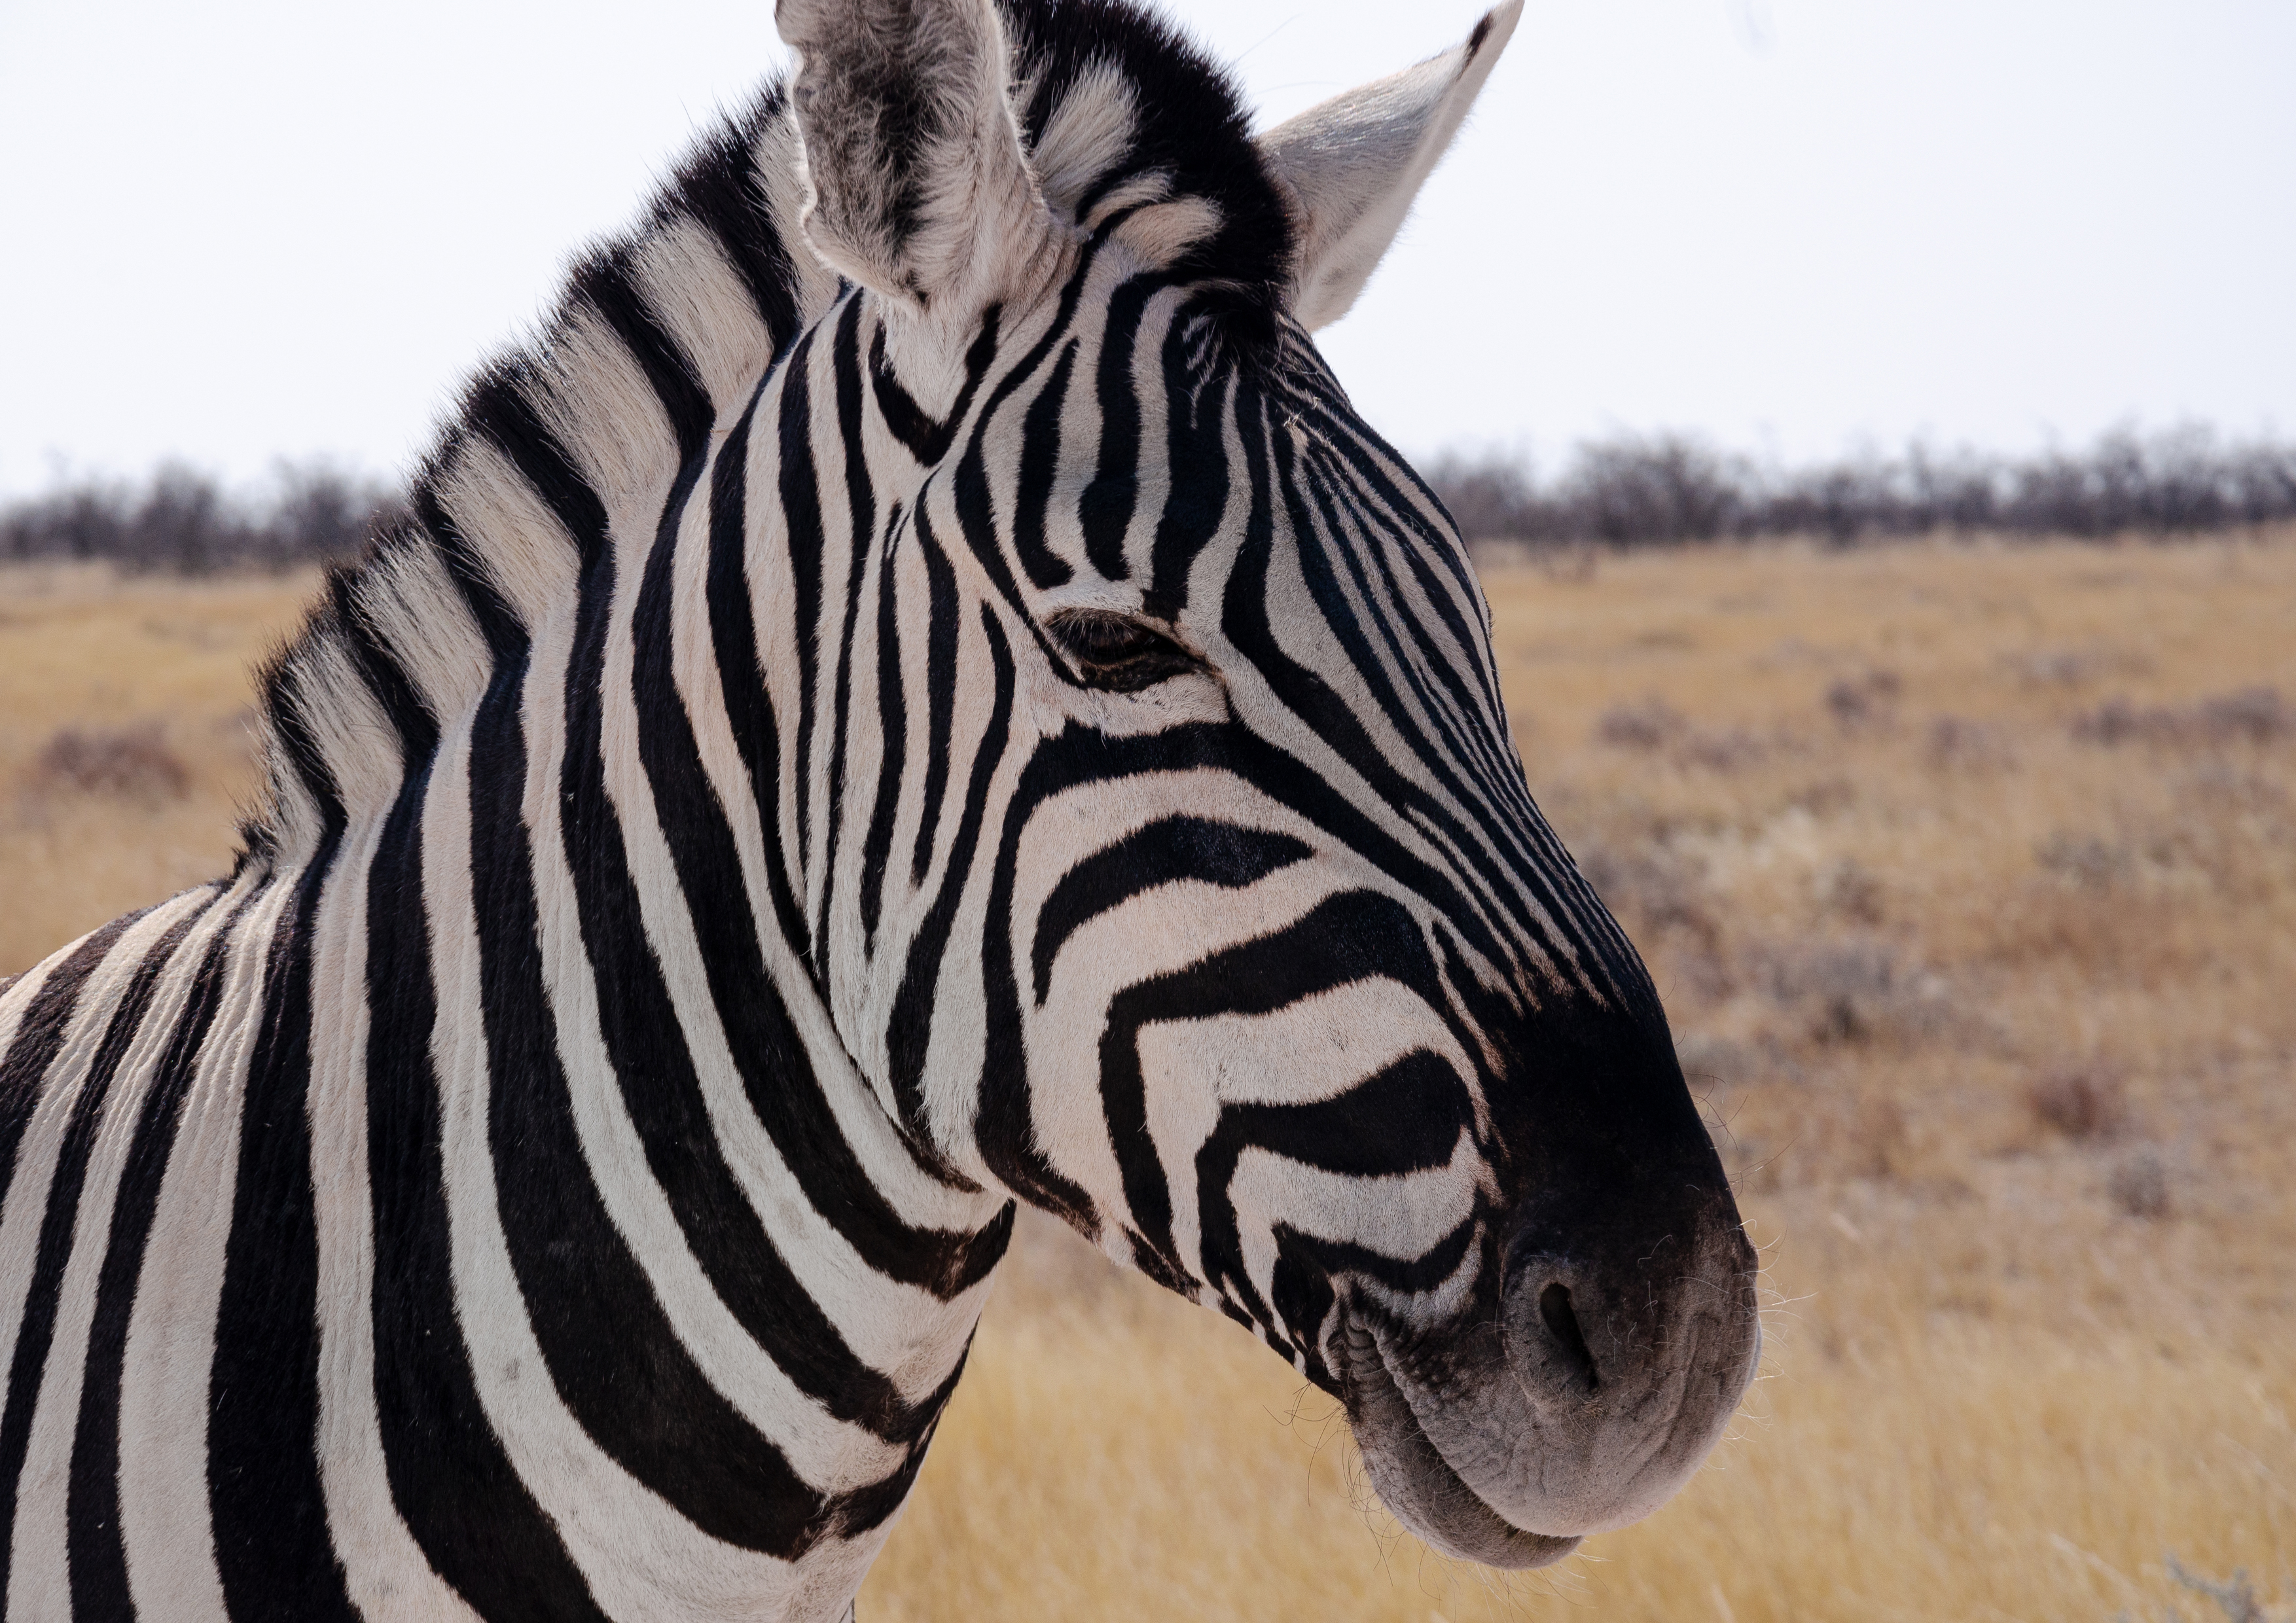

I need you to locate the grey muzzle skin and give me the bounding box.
[1338,1173,1762,1569]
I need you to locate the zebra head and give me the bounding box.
[776,0,1761,1567]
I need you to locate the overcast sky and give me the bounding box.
[2,0,2291,499]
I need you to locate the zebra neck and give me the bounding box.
[211,89,1016,1581]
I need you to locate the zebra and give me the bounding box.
[0,0,1761,1614]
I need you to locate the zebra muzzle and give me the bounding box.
[1338,1179,1761,1560]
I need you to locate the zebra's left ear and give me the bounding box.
[777,0,1056,319]
[1256,1,1523,332]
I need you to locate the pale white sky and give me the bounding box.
[1,0,2291,499]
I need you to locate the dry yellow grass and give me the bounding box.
[3,539,2291,1621]
[0,563,315,975]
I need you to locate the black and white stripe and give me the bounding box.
[0,0,1759,1613]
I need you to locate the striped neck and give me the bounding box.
[221,80,1019,1609]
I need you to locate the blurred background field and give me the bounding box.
[4,534,2293,1622]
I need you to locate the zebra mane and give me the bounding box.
[237,0,1294,872]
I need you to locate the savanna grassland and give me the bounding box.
[3,538,2292,1623]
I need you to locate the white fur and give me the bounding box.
[117,874,304,1620]
[1031,63,1139,222]
[5,883,245,1619]
[281,630,407,821]
[421,710,804,1619]
[1257,1,1522,330]
[664,437,999,1241]
[350,536,498,727]
[636,215,778,415]
[434,435,583,636]
[530,308,680,527]
[0,892,215,1412]
[753,103,848,326]
[780,0,1066,321]
[306,805,482,1621]
[1229,1139,1483,1323]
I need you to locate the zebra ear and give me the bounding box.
[776,0,1056,319]
[1255,0,1522,332]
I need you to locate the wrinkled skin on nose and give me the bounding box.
[1337,1017,1761,1567]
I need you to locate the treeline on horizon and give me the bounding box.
[0,462,407,575]
[3,423,2293,575]
[1430,423,2296,551]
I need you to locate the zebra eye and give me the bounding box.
[1047,609,1202,692]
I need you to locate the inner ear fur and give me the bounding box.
[1255,0,1522,332]
[777,0,1060,319]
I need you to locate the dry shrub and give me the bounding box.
[27,724,189,804]
[1813,855,1885,923]
[1674,725,1770,770]
[1591,699,1777,770]
[2178,760,2290,816]
[2199,685,2296,743]
[1757,938,1946,1049]
[2001,646,2139,688]
[1573,838,1719,950]
[2073,698,2170,746]
[2107,1148,2172,1219]
[2026,1063,2128,1141]
[1927,713,2019,770]
[1825,669,1901,727]
[2073,685,2293,747]
[2036,831,2133,891]
[1596,696,1685,749]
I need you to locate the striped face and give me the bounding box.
[880,275,1632,1299]
[781,0,1763,1569]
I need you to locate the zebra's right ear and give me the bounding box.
[1256,1,1522,331]
[776,0,1058,321]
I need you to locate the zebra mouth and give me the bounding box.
[1336,1319,1583,1570]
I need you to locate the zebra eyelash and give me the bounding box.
[1045,608,1206,692]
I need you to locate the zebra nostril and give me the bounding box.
[1537,1281,1600,1392]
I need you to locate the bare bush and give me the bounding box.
[1427,422,2296,550]
[1568,435,1748,545]
[2073,699,2166,746]
[1926,715,2018,770]
[1595,696,1685,749]
[2073,687,2292,749]
[2036,832,2134,891]
[1675,726,1770,771]
[2195,686,2291,743]
[1814,857,1885,924]
[2026,1063,2127,1141]
[2108,1149,2172,1220]
[2001,645,2148,688]
[1590,698,1774,770]
[1825,670,1901,728]
[27,724,190,804]
[1757,938,1947,1048]
[1,461,404,575]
